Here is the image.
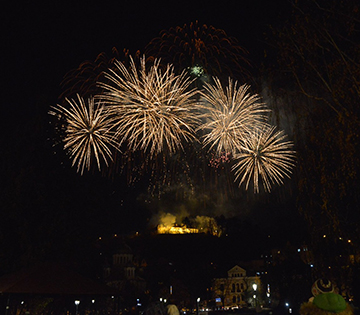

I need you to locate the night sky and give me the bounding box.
[4,0,289,103]
[3,2,360,312]
[1,0,307,270]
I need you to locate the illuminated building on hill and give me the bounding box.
[157,224,199,234]
[155,214,222,236]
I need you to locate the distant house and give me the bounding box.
[103,240,147,297]
[212,265,261,309]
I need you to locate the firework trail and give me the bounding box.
[98,56,200,158]
[60,48,141,100]
[197,77,269,156]
[232,125,296,193]
[145,21,251,81]
[50,95,119,175]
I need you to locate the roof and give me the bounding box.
[0,263,120,296]
[228,265,246,275]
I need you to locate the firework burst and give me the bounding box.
[232,126,296,193]
[145,21,251,81]
[59,48,141,100]
[98,56,200,157]
[50,95,119,175]
[198,77,269,156]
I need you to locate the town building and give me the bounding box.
[103,239,147,299]
[212,265,261,309]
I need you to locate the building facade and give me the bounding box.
[103,240,147,297]
[212,265,261,309]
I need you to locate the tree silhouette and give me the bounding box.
[271,0,360,300]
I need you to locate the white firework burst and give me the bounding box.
[197,77,269,155]
[97,56,200,157]
[50,95,118,174]
[232,125,296,193]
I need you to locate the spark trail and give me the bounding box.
[98,56,200,157]
[232,126,296,193]
[50,95,118,174]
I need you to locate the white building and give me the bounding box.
[212,265,261,309]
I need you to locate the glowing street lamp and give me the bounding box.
[285,302,292,313]
[74,300,80,315]
[252,284,257,307]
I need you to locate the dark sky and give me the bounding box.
[2,3,360,304]
[4,0,289,101]
[1,0,302,254]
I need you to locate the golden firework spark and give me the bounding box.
[98,56,200,157]
[232,126,296,193]
[198,77,269,155]
[50,95,118,174]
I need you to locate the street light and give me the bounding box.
[75,300,80,315]
[252,284,257,308]
[285,302,292,313]
[197,298,200,315]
